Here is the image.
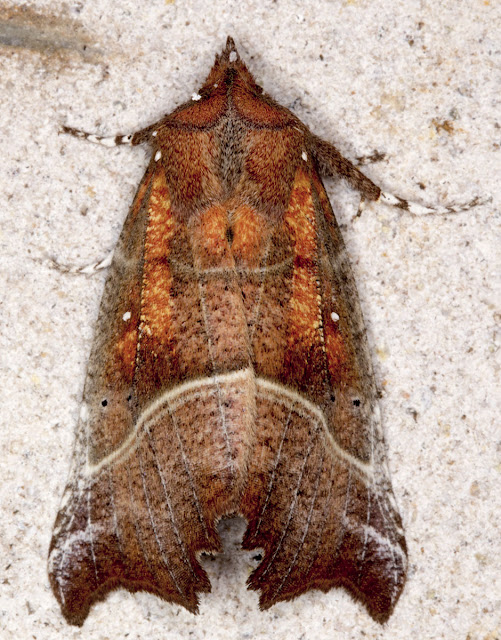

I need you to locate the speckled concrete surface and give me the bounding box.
[0,1,499,639]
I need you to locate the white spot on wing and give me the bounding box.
[302,151,308,162]
[123,311,131,321]
[154,150,162,161]
[229,51,237,63]
[191,92,202,101]
[331,312,340,322]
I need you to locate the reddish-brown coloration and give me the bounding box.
[49,37,407,626]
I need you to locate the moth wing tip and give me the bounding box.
[55,586,100,627]
[335,574,403,625]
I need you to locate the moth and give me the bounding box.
[48,36,427,626]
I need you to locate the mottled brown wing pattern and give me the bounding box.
[238,168,407,622]
[50,37,409,626]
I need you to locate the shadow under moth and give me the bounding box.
[49,36,478,626]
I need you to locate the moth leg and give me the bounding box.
[310,134,381,201]
[354,151,386,166]
[311,135,489,216]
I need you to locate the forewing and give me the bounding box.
[48,161,220,624]
[239,167,407,623]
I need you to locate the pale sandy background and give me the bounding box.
[0,1,499,639]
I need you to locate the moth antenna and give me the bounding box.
[356,192,489,219]
[377,191,491,215]
[60,125,136,148]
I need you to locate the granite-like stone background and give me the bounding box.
[1,1,499,638]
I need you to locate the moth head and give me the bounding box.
[199,35,263,98]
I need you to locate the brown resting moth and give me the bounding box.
[48,36,481,626]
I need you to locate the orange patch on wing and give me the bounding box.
[231,204,269,266]
[190,204,233,269]
[116,321,139,377]
[139,168,177,342]
[311,169,357,386]
[284,169,323,348]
